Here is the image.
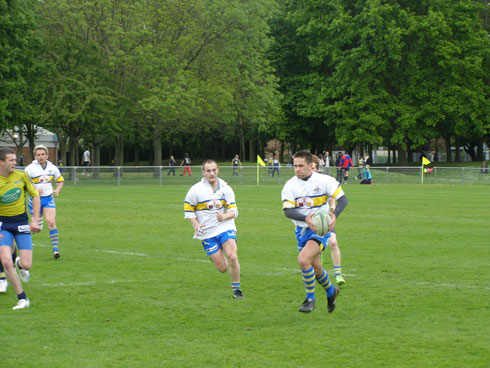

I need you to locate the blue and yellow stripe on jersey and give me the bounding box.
[282,193,328,209]
[331,185,343,200]
[185,199,237,213]
[30,174,64,184]
[184,201,196,213]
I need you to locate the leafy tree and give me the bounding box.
[272,0,490,162]
[0,0,42,155]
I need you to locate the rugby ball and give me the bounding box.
[312,209,331,236]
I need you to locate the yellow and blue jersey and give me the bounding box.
[0,170,39,218]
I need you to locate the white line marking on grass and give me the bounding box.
[94,250,149,257]
[33,243,49,247]
[414,281,490,291]
[40,247,486,291]
[37,279,140,287]
[172,257,212,263]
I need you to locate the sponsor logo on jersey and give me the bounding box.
[313,186,321,194]
[296,196,314,208]
[0,188,22,204]
[207,199,222,210]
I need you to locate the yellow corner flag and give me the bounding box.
[422,157,431,166]
[257,155,266,167]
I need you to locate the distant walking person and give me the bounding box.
[167,155,176,176]
[364,152,372,166]
[481,161,488,174]
[231,154,242,176]
[180,153,192,176]
[324,151,331,175]
[339,152,353,184]
[184,160,244,299]
[25,145,64,259]
[81,146,90,176]
[271,156,280,177]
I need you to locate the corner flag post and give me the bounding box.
[421,156,431,184]
[257,155,266,185]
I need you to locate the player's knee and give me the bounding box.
[216,264,228,273]
[1,258,14,270]
[297,254,310,269]
[227,253,239,266]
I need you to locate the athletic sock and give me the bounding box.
[302,267,316,300]
[17,291,27,300]
[334,266,342,278]
[232,282,241,291]
[49,228,59,251]
[316,268,335,297]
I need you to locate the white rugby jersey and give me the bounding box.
[282,171,344,228]
[24,160,64,197]
[184,178,238,240]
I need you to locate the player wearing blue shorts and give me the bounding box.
[25,145,64,259]
[184,159,244,299]
[0,147,41,310]
[282,150,348,313]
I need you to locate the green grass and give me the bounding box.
[2,184,489,367]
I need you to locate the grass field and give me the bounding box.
[2,184,489,367]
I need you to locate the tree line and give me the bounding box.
[1,0,489,165]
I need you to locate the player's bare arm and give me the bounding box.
[54,182,64,197]
[30,196,41,233]
[217,209,237,222]
[188,217,204,235]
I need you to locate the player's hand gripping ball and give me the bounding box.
[312,209,331,236]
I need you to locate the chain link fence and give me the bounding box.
[54,165,490,186]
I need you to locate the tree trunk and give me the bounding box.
[69,132,78,166]
[463,144,477,161]
[113,134,124,177]
[445,136,452,162]
[455,138,461,162]
[279,140,285,163]
[134,145,140,166]
[114,134,124,165]
[397,148,407,164]
[92,142,101,178]
[433,138,438,162]
[476,139,483,161]
[153,125,162,178]
[25,123,37,161]
[248,138,256,163]
[56,128,68,166]
[239,119,246,161]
